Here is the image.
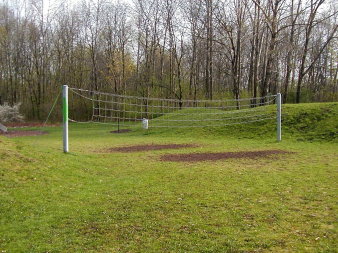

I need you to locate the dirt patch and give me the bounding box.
[110,129,132,134]
[0,130,48,137]
[160,150,291,162]
[4,122,59,128]
[109,144,197,152]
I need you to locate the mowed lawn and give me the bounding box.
[1,114,337,252]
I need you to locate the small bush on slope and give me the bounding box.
[0,103,24,123]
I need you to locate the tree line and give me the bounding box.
[0,0,337,120]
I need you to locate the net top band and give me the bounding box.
[69,87,277,103]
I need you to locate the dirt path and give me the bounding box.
[5,122,59,128]
[0,130,48,137]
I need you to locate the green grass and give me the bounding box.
[0,103,337,252]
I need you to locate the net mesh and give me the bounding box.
[68,87,277,128]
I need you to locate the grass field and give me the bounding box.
[1,103,337,252]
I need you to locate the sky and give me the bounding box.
[2,0,134,14]
[2,0,135,23]
[3,0,336,21]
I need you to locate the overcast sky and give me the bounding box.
[3,0,134,14]
[3,0,336,19]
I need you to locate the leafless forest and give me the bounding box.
[0,0,337,120]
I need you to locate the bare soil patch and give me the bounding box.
[160,150,291,162]
[109,143,197,152]
[110,129,132,134]
[0,130,48,137]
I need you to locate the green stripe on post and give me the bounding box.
[62,96,68,123]
[63,85,69,153]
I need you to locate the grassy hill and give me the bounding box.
[282,103,337,141]
[138,102,337,142]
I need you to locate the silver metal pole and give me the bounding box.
[277,93,282,142]
[142,118,149,129]
[63,85,69,153]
